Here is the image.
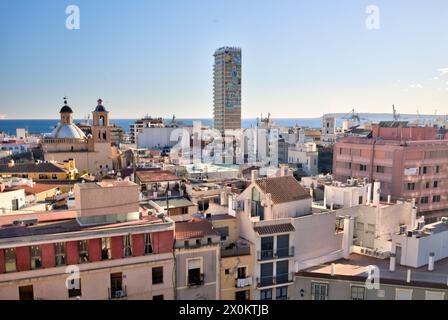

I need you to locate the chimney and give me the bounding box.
[406,269,411,283]
[342,215,354,259]
[428,252,435,271]
[7,159,14,167]
[220,191,228,206]
[251,170,258,182]
[389,253,396,272]
[387,195,391,204]
[372,181,381,206]
[366,183,372,205]
[330,263,336,276]
[411,206,417,229]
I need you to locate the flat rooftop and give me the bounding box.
[0,208,166,241]
[184,163,239,174]
[77,180,136,189]
[297,253,448,289]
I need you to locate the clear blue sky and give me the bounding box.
[1,0,448,119]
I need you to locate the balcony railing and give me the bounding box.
[256,273,294,288]
[235,276,253,288]
[108,285,127,299]
[221,245,251,258]
[257,247,294,261]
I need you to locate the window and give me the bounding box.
[358,196,363,205]
[425,182,430,189]
[54,242,66,266]
[4,248,17,272]
[251,187,264,219]
[68,279,82,298]
[152,266,164,284]
[184,240,189,248]
[78,240,89,263]
[225,269,230,275]
[182,207,188,214]
[153,295,164,301]
[260,289,272,300]
[198,199,210,211]
[195,239,201,247]
[144,233,153,255]
[395,288,413,300]
[359,164,367,172]
[260,236,274,260]
[235,290,250,300]
[436,166,440,174]
[276,235,290,258]
[123,235,132,257]
[101,238,111,260]
[216,227,229,242]
[351,285,365,300]
[420,196,429,204]
[276,287,288,300]
[407,183,415,191]
[355,222,364,232]
[260,263,273,286]
[311,282,328,300]
[19,285,34,301]
[366,224,375,234]
[30,246,42,270]
[425,290,445,300]
[433,181,438,188]
[110,272,124,298]
[276,260,290,284]
[237,267,247,279]
[187,259,203,286]
[433,195,441,203]
[376,166,385,173]
[207,237,212,245]
[422,167,428,174]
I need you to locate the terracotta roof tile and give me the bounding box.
[136,170,179,183]
[255,176,311,204]
[253,223,295,235]
[175,219,219,240]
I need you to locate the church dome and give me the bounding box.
[60,99,73,113]
[94,99,107,112]
[60,105,73,113]
[49,123,86,139]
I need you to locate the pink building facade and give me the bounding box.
[333,129,448,214]
[0,181,176,300]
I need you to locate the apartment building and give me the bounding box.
[0,180,175,300]
[294,253,448,300]
[333,122,448,214]
[213,47,242,133]
[0,159,78,182]
[234,172,310,300]
[174,218,220,300]
[208,214,255,300]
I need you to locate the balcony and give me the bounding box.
[256,273,294,288]
[235,277,253,288]
[221,242,251,258]
[257,247,294,261]
[108,286,127,300]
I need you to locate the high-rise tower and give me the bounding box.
[213,47,242,134]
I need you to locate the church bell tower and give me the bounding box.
[91,98,111,143]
